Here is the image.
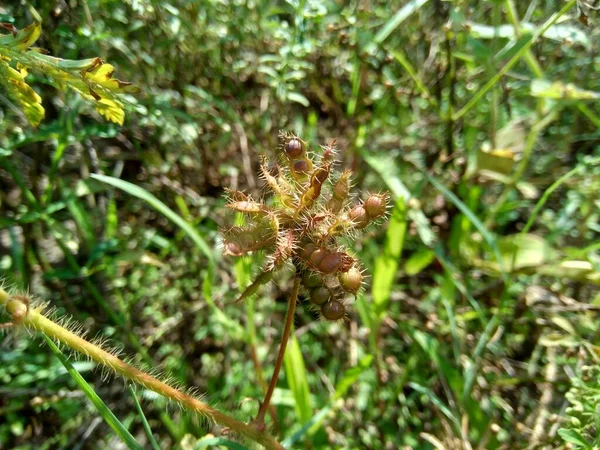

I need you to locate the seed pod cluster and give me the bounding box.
[221,132,390,322]
[349,193,389,229]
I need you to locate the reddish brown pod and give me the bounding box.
[285,138,304,158]
[364,193,389,219]
[349,205,370,229]
[321,300,346,321]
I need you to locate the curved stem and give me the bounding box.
[0,288,282,450]
[255,276,300,426]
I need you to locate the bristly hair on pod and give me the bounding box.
[220,132,390,322]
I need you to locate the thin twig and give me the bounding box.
[255,276,301,426]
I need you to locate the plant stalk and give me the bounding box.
[0,288,282,450]
[255,276,300,426]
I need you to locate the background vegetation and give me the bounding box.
[1,0,599,449]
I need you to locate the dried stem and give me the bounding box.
[0,288,282,450]
[255,276,301,426]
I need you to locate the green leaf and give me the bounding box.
[423,171,506,280]
[361,152,435,246]
[192,437,249,450]
[128,385,161,450]
[0,60,44,125]
[43,336,144,450]
[372,198,407,317]
[558,428,591,448]
[373,0,430,45]
[468,22,590,48]
[334,355,373,400]
[0,22,139,126]
[405,248,435,276]
[90,174,213,263]
[282,356,373,448]
[286,92,310,107]
[283,335,312,425]
[531,79,600,100]
[0,21,41,50]
[496,233,556,272]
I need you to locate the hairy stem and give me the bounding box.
[255,276,300,425]
[0,288,282,450]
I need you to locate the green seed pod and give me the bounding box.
[285,138,304,158]
[333,170,352,199]
[302,271,322,288]
[321,300,345,321]
[310,286,331,305]
[349,205,370,229]
[339,266,362,294]
[364,194,387,219]
[290,158,313,182]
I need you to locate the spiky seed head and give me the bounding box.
[310,287,331,305]
[302,271,322,288]
[221,132,390,324]
[321,300,345,321]
[349,205,369,229]
[285,138,304,158]
[364,194,388,218]
[339,266,363,294]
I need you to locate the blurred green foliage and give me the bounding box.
[0,0,599,449]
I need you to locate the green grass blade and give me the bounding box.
[128,385,161,450]
[408,382,461,430]
[42,335,144,450]
[452,0,577,120]
[422,172,507,280]
[283,334,312,426]
[193,437,249,450]
[373,0,430,45]
[90,174,214,264]
[282,356,373,448]
[521,156,600,235]
[372,198,407,317]
[91,174,245,341]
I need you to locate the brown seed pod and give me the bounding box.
[321,300,345,321]
[318,252,342,274]
[224,241,244,256]
[227,200,264,215]
[310,286,331,305]
[339,266,363,294]
[364,194,387,219]
[292,159,310,174]
[300,243,318,260]
[302,271,322,288]
[349,205,370,229]
[309,248,329,267]
[285,138,304,158]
